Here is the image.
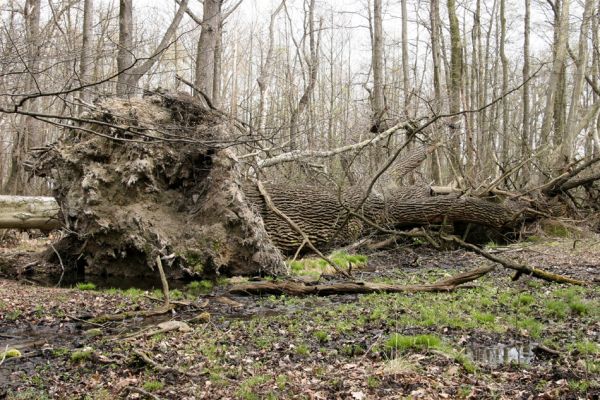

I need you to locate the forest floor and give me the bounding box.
[0,233,599,399]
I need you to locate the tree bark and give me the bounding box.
[521,0,531,183]
[371,0,386,131]
[79,0,94,108]
[0,196,60,230]
[229,265,495,296]
[540,0,570,159]
[446,0,463,174]
[116,0,133,96]
[563,0,596,163]
[195,0,222,100]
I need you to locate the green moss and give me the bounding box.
[515,293,535,306]
[289,251,368,277]
[184,251,206,274]
[142,380,164,392]
[545,300,569,319]
[385,334,442,352]
[1,348,21,359]
[572,340,599,355]
[83,328,103,338]
[70,348,93,363]
[568,299,590,315]
[516,318,543,338]
[75,282,96,291]
[187,280,214,296]
[313,330,329,343]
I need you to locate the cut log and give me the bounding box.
[0,195,60,230]
[229,265,494,296]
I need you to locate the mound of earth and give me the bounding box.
[30,93,286,279]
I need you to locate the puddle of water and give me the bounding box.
[25,272,186,291]
[466,342,536,366]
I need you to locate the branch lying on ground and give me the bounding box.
[441,234,585,285]
[229,265,494,296]
[133,349,205,378]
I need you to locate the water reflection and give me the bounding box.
[466,342,536,366]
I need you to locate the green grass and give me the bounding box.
[75,282,96,291]
[545,300,569,319]
[142,380,164,392]
[385,334,442,352]
[289,251,368,277]
[186,280,214,296]
[236,375,270,400]
[70,348,93,363]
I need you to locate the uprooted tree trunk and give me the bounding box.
[0,196,60,230]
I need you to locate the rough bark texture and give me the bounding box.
[30,93,285,278]
[244,182,519,253]
[229,265,495,296]
[0,196,60,230]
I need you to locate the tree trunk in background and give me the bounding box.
[371,0,386,132]
[116,0,133,96]
[195,0,222,101]
[79,0,94,109]
[593,2,600,156]
[256,1,285,138]
[429,0,442,183]
[126,0,189,92]
[500,0,509,167]
[447,0,463,175]
[4,0,41,194]
[401,0,410,115]
[288,0,321,150]
[562,0,596,163]
[521,0,531,183]
[540,0,570,163]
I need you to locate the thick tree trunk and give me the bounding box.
[0,196,60,230]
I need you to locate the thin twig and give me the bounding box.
[50,243,65,287]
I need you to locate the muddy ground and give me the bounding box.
[0,234,599,399]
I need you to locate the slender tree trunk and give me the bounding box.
[79,0,94,109]
[401,0,410,115]
[562,0,596,162]
[116,0,133,96]
[447,0,463,174]
[371,0,386,132]
[540,0,570,159]
[4,0,41,194]
[521,0,531,183]
[257,1,285,138]
[429,0,442,183]
[500,0,509,167]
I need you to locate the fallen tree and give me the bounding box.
[15,92,598,280]
[0,196,60,230]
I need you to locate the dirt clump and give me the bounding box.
[30,92,286,279]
